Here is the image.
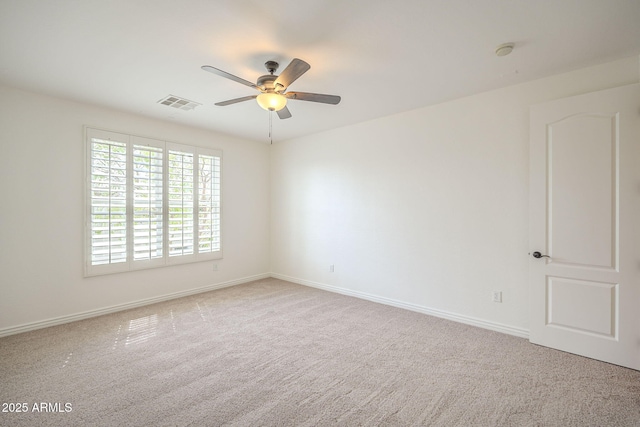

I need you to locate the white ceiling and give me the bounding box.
[1,0,639,143]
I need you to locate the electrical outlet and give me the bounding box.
[212,263,218,271]
[492,291,502,303]
[329,264,335,273]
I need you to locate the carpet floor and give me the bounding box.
[1,278,639,426]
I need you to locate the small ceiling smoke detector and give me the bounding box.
[495,43,514,57]
[158,95,201,111]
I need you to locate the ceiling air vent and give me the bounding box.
[158,95,201,111]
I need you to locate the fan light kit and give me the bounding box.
[201,58,341,120]
[256,92,287,111]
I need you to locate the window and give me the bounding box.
[86,128,221,276]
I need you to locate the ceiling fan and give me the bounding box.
[201,58,341,119]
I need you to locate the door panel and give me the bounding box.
[546,276,617,338]
[529,83,639,370]
[548,114,616,268]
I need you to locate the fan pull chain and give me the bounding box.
[268,111,273,144]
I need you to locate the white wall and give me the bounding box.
[270,56,639,336]
[0,85,270,333]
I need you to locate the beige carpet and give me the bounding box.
[1,278,639,426]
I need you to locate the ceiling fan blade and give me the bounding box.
[285,91,341,105]
[215,95,257,106]
[274,58,310,90]
[277,106,292,120]
[201,65,259,90]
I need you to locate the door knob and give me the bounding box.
[532,251,550,259]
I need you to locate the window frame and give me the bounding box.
[84,127,222,277]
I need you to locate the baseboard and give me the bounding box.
[1,272,529,340]
[270,273,529,339]
[0,273,270,338]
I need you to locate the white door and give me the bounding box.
[529,83,640,371]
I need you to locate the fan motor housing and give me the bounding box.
[257,74,278,92]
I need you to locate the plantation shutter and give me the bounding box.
[87,129,130,275]
[131,137,165,268]
[167,144,195,260]
[167,143,222,261]
[198,153,221,254]
[86,129,222,276]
